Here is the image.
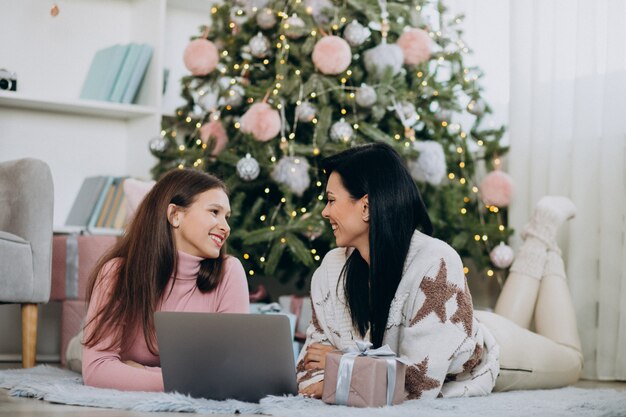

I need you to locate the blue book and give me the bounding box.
[80,44,129,101]
[87,176,115,230]
[65,176,109,227]
[80,47,114,100]
[109,43,143,103]
[121,44,153,104]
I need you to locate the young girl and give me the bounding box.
[297,143,582,399]
[82,169,249,391]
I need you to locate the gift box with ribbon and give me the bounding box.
[322,341,407,408]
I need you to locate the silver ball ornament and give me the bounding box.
[363,43,404,78]
[236,153,261,181]
[355,84,377,107]
[285,14,306,39]
[249,32,270,58]
[271,156,311,196]
[256,8,276,29]
[343,20,371,47]
[224,85,244,108]
[149,136,168,153]
[490,242,515,269]
[305,0,334,24]
[330,120,354,143]
[296,101,317,122]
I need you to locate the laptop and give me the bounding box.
[155,311,298,402]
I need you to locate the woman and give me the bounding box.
[297,143,582,399]
[82,168,249,391]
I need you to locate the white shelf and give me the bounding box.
[0,91,157,120]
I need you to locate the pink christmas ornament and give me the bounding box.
[240,102,281,142]
[479,170,514,207]
[199,120,228,155]
[183,38,219,76]
[312,36,352,75]
[396,28,431,66]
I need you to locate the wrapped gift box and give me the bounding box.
[322,350,406,408]
[51,233,117,365]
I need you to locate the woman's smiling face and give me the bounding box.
[321,172,369,250]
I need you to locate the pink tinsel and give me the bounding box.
[199,120,228,155]
[397,28,431,66]
[312,36,352,75]
[183,38,219,76]
[480,170,514,207]
[240,102,281,142]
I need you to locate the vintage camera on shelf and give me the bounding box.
[0,69,17,91]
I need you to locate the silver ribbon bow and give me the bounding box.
[335,341,407,406]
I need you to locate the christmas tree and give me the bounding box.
[150,0,513,286]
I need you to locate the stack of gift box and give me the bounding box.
[50,233,118,365]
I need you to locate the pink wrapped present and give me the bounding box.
[322,341,407,408]
[51,234,117,301]
[60,300,87,366]
[51,233,117,366]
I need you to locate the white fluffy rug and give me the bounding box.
[1,366,625,417]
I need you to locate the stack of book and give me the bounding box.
[80,43,153,104]
[65,176,129,235]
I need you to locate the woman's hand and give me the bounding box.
[123,360,145,369]
[304,343,336,370]
[299,381,324,399]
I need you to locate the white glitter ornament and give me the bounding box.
[249,32,270,58]
[149,136,168,153]
[395,101,418,127]
[305,0,334,24]
[355,84,377,107]
[230,8,250,26]
[256,8,276,29]
[191,87,218,111]
[223,85,244,107]
[343,20,371,47]
[408,140,446,185]
[490,242,515,269]
[271,156,311,196]
[284,14,306,39]
[363,43,404,78]
[236,153,261,181]
[296,101,317,122]
[330,120,354,143]
[467,99,486,116]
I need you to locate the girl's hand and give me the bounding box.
[299,381,324,399]
[304,343,336,370]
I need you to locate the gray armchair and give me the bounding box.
[0,158,54,367]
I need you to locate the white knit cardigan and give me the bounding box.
[296,231,500,399]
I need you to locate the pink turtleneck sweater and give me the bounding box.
[82,251,249,391]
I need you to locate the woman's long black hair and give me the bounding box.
[320,143,433,348]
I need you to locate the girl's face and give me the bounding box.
[321,172,369,250]
[170,188,231,259]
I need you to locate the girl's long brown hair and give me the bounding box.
[83,168,229,355]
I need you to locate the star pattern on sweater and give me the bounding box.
[405,357,441,399]
[410,258,458,325]
[450,281,474,337]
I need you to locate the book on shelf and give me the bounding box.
[121,44,153,104]
[65,175,128,235]
[80,44,129,101]
[65,176,110,227]
[109,43,143,103]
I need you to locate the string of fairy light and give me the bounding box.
[159,0,508,279]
